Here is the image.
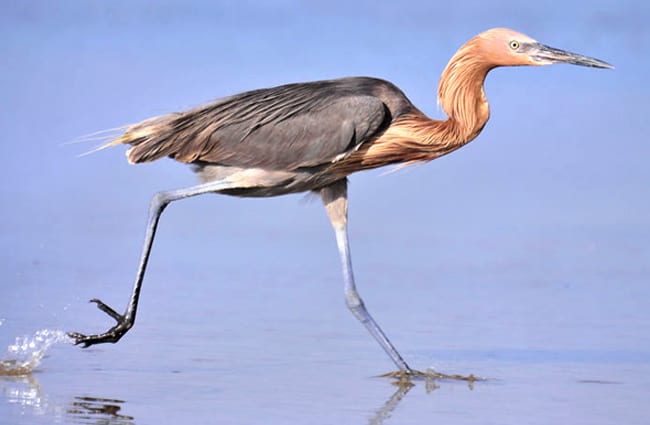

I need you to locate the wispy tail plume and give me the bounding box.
[70,113,179,162]
[63,125,128,157]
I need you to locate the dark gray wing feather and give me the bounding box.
[124,80,392,170]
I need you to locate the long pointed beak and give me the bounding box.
[528,43,613,69]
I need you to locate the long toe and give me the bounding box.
[67,332,99,348]
[89,299,124,322]
[68,329,118,347]
[70,298,135,348]
[67,332,88,345]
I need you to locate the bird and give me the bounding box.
[68,28,612,375]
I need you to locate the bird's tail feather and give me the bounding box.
[99,113,180,164]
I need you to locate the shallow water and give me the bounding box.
[1,269,649,424]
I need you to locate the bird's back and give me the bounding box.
[110,77,417,171]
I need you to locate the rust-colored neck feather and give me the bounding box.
[437,36,493,141]
[334,37,494,173]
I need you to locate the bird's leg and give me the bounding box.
[68,178,241,348]
[320,180,413,374]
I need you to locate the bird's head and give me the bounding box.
[471,28,613,69]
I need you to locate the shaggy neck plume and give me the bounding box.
[353,41,494,170]
[436,39,493,144]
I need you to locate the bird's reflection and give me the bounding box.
[1,374,50,417]
[2,366,477,425]
[368,381,414,425]
[67,395,135,425]
[368,371,477,425]
[1,373,136,425]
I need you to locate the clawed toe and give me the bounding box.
[68,298,133,348]
[89,298,123,322]
[67,331,90,346]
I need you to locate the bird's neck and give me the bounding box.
[435,47,493,145]
[364,49,492,166]
[329,49,494,173]
[361,60,492,167]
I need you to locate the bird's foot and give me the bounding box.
[380,369,426,387]
[380,368,484,384]
[67,299,133,348]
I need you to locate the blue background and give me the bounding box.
[1,1,646,304]
[1,1,648,424]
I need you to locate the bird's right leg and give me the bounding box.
[68,178,241,347]
[320,180,413,374]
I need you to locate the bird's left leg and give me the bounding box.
[320,180,413,374]
[68,178,243,347]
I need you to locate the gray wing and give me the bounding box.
[124,83,390,170]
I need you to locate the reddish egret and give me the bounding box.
[69,28,611,375]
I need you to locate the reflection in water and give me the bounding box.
[0,366,479,425]
[369,373,476,425]
[0,327,477,425]
[0,329,70,376]
[1,374,52,418]
[1,373,136,424]
[67,396,135,425]
[369,382,413,425]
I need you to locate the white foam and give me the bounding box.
[0,329,71,376]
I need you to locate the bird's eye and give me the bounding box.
[509,40,520,50]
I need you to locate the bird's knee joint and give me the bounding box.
[151,192,171,211]
[346,299,371,324]
[345,294,364,311]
